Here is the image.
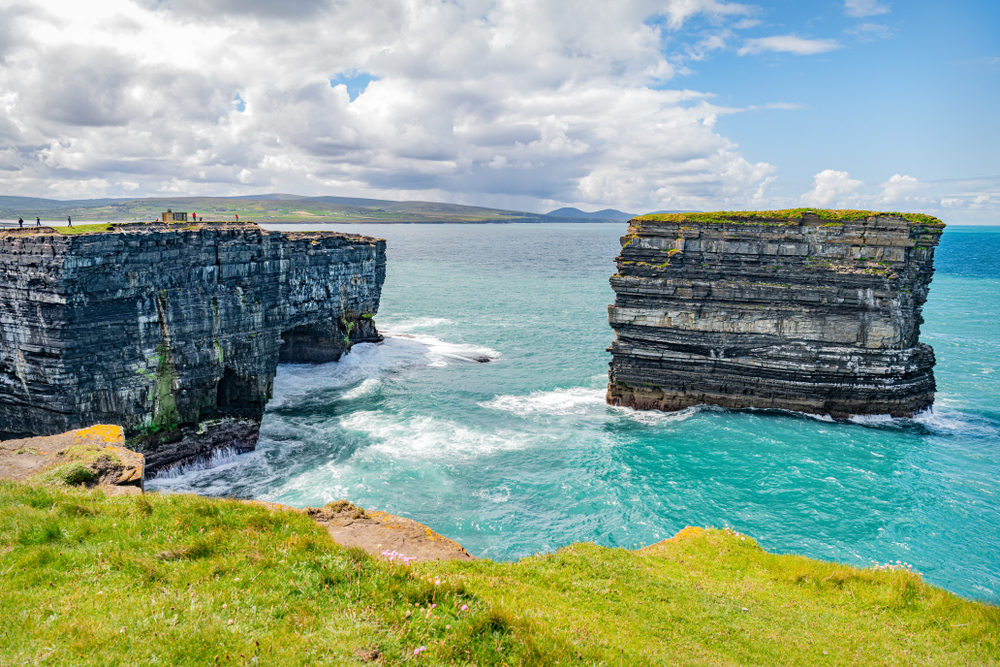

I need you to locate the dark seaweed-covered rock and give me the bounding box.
[607,210,944,418]
[0,223,385,471]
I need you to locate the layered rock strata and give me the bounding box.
[607,210,944,418]
[0,223,385,471]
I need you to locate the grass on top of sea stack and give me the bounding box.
[635,208,945,227]
[47,223,118,235]
[1,481,997,666]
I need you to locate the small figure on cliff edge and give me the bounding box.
[35,217,40,227]
[67,215,72,227]
[17,217,23,228]
[235,213,239,222]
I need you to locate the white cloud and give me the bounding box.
[738,36,841,56]
[787,171,1000,224]
[0,0,778,212]
[845,23,894,42]
[658,0,752,30]
[800,169,865,207]
[844,0,890,18]
[879,174,925,204]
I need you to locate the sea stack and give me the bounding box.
[0,222,385,472]
[607,209,944,418]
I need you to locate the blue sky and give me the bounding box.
[690,0,999,190]
[0,0,996,221]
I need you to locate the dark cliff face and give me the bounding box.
[607,211,944,418]
[0,223,385,471]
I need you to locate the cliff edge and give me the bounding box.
[607,209,944,418]
[0,222,385,472]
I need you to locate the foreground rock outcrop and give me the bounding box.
[0,222,385,471]
[607,209,944,418]
[0,424,144,493]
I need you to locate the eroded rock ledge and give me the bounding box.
[607,210,944,418]
[0,222,385,471]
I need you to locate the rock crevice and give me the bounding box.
[607,211,943,418]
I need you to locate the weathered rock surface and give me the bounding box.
[607,210,944,418]
[235,499,476,561]
[0,424,144,493]
[0,222,385,471]
[307,501,476,561]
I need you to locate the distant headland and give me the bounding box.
[0,194,638,225]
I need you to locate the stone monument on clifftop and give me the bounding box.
[606,209,944,418]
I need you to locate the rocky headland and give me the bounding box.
[607,209,944,418]
[0,222,385,472]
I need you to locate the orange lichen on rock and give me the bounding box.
[72,424,124,444]
[670,526,705,542]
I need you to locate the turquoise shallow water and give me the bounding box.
[150,223,1000,604]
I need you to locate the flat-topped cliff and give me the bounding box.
[607,209,944,418]
[0,222,385,471]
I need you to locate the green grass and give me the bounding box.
[29,462,97,487]
[48,223,118,235]
[4,196,544,226]
[637,208,945,227]
[0,482,996,666]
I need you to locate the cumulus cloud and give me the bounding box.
[844,0,890,18]
[845,23,894,42]
[738,36,841,56]
[0,0,780,212]
[879,174,926,204]
[790,171,998,224]
[800,169,865,207]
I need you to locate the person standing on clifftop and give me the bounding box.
[18,217,23,228]
[67,215,72,227]
[235,213,239,222]
[36,217,40,226]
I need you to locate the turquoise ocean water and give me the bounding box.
[150,223,1000,604]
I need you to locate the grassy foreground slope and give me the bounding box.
[1,482,997,666]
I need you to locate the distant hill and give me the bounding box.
[547,207,634,220]
[0,194,637,224]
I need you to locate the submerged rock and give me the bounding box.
[0,222,385,471]
[607,210,944,418]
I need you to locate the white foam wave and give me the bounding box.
[384,332,500,367]
[913,407,999,437]
[381,317,452,332]
[480,387,606,417]
[254,459,353,506]
[339,411,530,460]
[475,486,511,503]
[610,403,705,425]
[849,414,895,425]
[149,447,244,480]
[340,378,381,400]
[269,333,499,409]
